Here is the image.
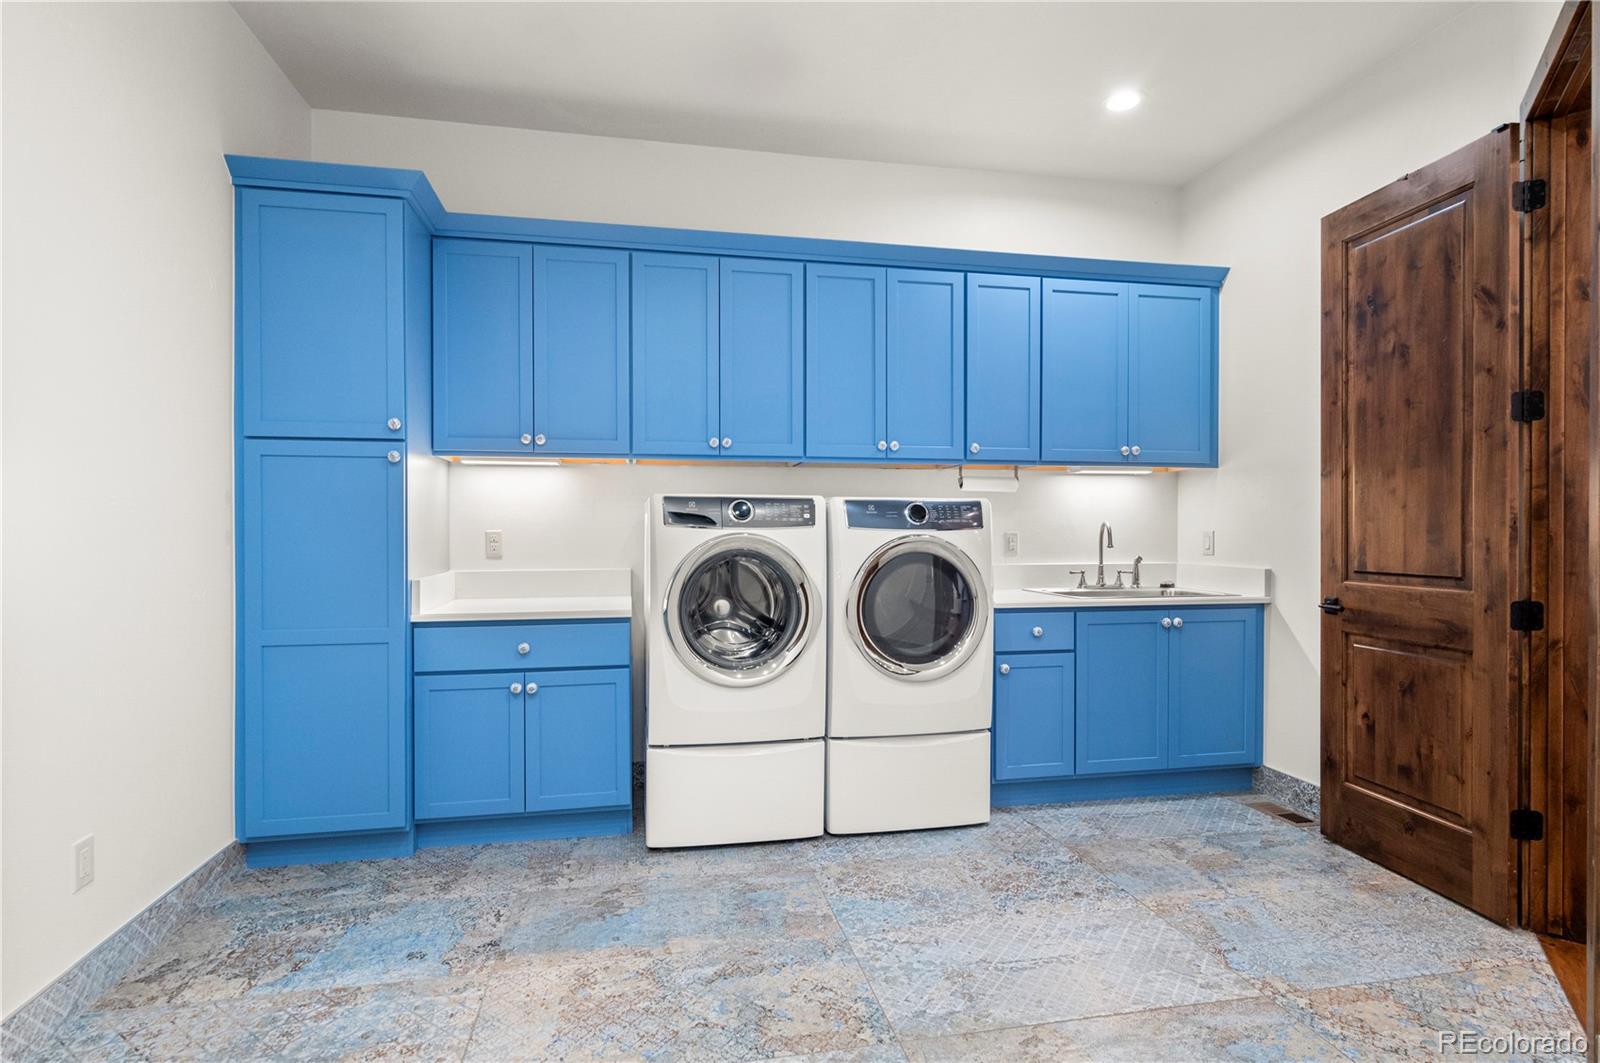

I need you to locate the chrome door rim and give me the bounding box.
[845,535,989,682]
[662,533,819,688]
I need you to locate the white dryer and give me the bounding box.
[645,495,826,847]
[826,497,993,835]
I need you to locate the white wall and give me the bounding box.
[1,2,309,1018]
[1175,1,1560,782]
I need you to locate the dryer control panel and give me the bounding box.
[845,499,984,530]
[663,496,816,528]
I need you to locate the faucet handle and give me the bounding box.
[1068,569,1088,589]
[1114,569,1135,589]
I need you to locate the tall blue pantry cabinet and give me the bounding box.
[234,183,429,863]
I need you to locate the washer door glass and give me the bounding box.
[672,542,810,682]
[851,538,987,679]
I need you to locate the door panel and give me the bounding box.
[1321,128,1518,923]
[965,273,1041,463]
[1075,610,1167,774]
[806,264,887,460]
[993,652,1074,781]
[1128,284,1215,465]
[632,253,719,457]
[720,258,805,458]
[432,239,533,454]
[1169,607,1260,769]
[887,269,965,461]
[1041,278,1128,464]
[525,667,631,811]
[533,246,630,455]
[414,672,526,820]
[239,190,405,441]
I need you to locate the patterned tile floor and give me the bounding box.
[28,795,1584,1061]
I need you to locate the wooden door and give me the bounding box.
[631,253,720,458]
[432,239,534,454]
[1321,128,1520,923]
[719,258,805,459]
[964,273,1040,463]
[533,245,630,456]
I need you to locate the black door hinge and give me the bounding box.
[1511,389,1546,423]
[1513,179,1548,212]
[1510,808,1545,841]
[1510,600,1545,632]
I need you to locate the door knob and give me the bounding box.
[709,437,720,449]
[386,451,401,464]
[877,440,888,451]
[1031,626,1043,638]
[1319,597,1345,614]
[534,433,547,446]
[999,663,1010,675]
[520,434,533,445]
[1172,617,1183,629]
[387,418,402,431]
[526,683,538,695]
[721,437,732,449]
[970,442,981,454]
[509,682,523,695]
[516,642,530,655]
[889,440,900,452]
[1120,445,1132,456]
[1161,617,1172,629]
[1130,444,1142,457]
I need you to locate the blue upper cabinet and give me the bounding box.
[238,189,406,440]
[965,274,1040,463]
[1168,607,1261,769]
[534,246,630,455]
[1041,278,1128,464]
[238,439,408,839]
[720,258,804,459]
[806,264,887,460]
[993,652,1074,781]
[432,239,533,453]
[633,253,720,458]
[1075,609,1168,775]
[887,269,965,462]
[1128,284,1216,466]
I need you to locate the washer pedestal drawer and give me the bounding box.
[825,732,991,834]
[645,740,823,848]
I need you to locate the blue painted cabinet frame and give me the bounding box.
[966,273,1040,463]
[992,651,1074,780]
[432,239,533,453]
[887,269,965,461]
[534,246,631,455]
[806,263,887,460]
[632,252,721,457]
[414,672,526,820]
[1041,278,1128,464]
[1128,284,1217,466]
[525,667,632,812]
[720,258,805,459]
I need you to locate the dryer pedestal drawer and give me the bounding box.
[825,732,990,834]
[645,741,823,848]
[414,619,629,673]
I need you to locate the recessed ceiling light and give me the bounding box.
[1105,88,1143,113]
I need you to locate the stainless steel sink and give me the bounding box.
[1026,587,1227,599]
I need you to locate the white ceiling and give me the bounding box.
[235,1,1470,186]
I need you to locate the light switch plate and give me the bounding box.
[1003,531,1019,558]
[485,529,504,561]
[1202,530,1215,556]
[73,835,94,893]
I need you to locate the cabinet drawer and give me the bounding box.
[414,620,629,673]
[995,610,1074,652]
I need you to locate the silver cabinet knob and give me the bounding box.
[1120,445,1132,456]
[386,450,401,464]
[534,433,547,446]
[721,437,732,449]
[709,437,720,449]
[999,663,1010,675]
[877,440,888,451]
[516,642,530,655]
[387,417,402,431]
[1130,444,1142,457]
[889,440,900,452]
[1031,626,1043,638]
[526,682,538,695]
[970,442,981,454]
[520,434,533,445]
[1161,617,1173,629]
[509,682,523,695]
[1172,616,1183,629]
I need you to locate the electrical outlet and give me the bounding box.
[1003,531,1020,558]
[485,529,504,561]
[73,835,94,893]
[1202,530,1216,556]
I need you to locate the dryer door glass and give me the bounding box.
[671,543,811,684]
[850,538,988,680]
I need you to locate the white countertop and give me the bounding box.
[993,562,1272,610]
[411,568,632,623]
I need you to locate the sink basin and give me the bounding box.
[1026,587,1228,599]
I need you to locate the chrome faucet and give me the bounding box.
[1133,555,1143,588]
[1096,522,1114,587]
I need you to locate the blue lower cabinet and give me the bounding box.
[414,672,526,820]
[1169,607,1261,768]
[993,652,1074,781]
[1075,609,1169,775]
[525,667,631,811]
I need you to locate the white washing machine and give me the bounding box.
[645,495,826,847]
[826,497,993,834]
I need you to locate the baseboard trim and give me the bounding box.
[1,841,243,1060]
[991,767,1254,807]
[1251,765,1320,821]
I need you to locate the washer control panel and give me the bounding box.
[845,499,983,530]
[663,496,816,528]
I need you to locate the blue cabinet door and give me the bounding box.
[632,253,719,458]
[238,189,405,440]
[534,246,630,455]
[525,667,632,812]
[432,239,533,454]
[1128,284,1216,466]
[1075,609,1168,775]
[239,440,407,839]
[414,672,526,820]
[887,269,965,462]
[993,652,1075,781]
[720,258,804,459]
[1041,279,1128,464]
[806,264,887,460]
[964,273,1040,463]
[1169,607,1261,768]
